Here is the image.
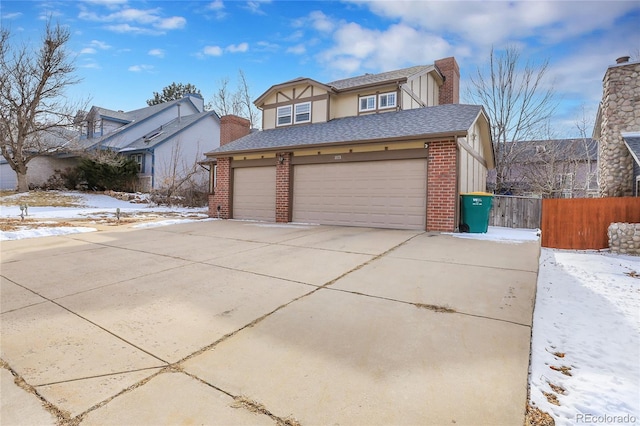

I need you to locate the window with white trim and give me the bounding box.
[379,92,396,109]
[359,95,376,112]
[277,105,292,126]
[294,102,311,124]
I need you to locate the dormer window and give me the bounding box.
[277,106,292,126]
[294,102,311,124]
[359,95,376,112]
[379,92,396,109]
[277,102,311,126]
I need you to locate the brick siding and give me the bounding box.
[275,152,292,222]
[209,157,231,219]
[427,140,458,232]
[434,57,460,105]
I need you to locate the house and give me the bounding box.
[0,93,220,192]
[204,58,495,232]
[593,56,640,197]
[0,127,79,190]
[622,132,640,196]
[486,138,598,198]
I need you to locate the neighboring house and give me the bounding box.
[487,138,598,198]
[204,58,495,232]
[0,127,79,190]
[622,132,640,196]
[593,56,640,197]
[0,93,220,191]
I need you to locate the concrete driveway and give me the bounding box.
[1,220,540,425]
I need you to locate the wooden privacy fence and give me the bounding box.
[489,195,542,229]
[541,197,640,249]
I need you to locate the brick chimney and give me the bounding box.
[220,115,251,146]
[434,57,460,105]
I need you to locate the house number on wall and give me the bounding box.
[334,155,342,160]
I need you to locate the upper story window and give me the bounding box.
[277,102,311,126]
[379,92,396,109]
[359,95,376,112]
[294,102,311,124]
[277,105,292,126]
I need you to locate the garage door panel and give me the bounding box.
[293,159,427,230]
[233,167,276,221]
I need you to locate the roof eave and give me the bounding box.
[205,130,465,158]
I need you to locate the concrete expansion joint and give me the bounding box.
[179,369,302,425]
[0,359,72,425]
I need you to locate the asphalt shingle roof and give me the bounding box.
[210,104,483,155]
[328,65,433,90]
[623,134,640,166]
[122,111,215,151]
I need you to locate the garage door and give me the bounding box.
[293,159,427,229]
[233,167,276,221]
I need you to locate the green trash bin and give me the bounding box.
[460,192,493,233]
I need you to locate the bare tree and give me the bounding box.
[467,46,558,194]
[208,70,260,129]
[0,20,85,192]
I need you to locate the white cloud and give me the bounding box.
[353,0,640,47]
[78,5,187,34]
[245,0,271,15]
[318,22,453,74]
[80,47,97,55]
[156,16,186,30]
[203,45,223,56]
[308,10,335,33]
[207,0,224,10]
[287,44,306,55]
[89,39,111,50]
[128,64,154,72]
[227,42,249,53]
[148,48,165,58]
[2,12,22,20]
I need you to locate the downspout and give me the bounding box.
[151,150,155,190]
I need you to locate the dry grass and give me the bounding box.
[0,190,84,208]
[525,403,555,426]
[414,303,456,313]
[549,365,572,376]
[0,219,77,232]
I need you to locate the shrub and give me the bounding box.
[77,151,139,192]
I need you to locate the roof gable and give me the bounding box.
[254,78,333,107]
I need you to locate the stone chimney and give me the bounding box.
[597,58,640,197]
[434,57,460,105]
[220,115,251,146]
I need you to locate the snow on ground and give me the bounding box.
[449,225,541,243]
[530,249,640,425]
[0,191,208,240]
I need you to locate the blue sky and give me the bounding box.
[2,0,639,137]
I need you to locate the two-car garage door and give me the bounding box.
[292,159,427,230]
[232,159,427,230]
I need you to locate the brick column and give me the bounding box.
[209,157,232,219]
[275,152,292,223]
[427,140,458,232]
